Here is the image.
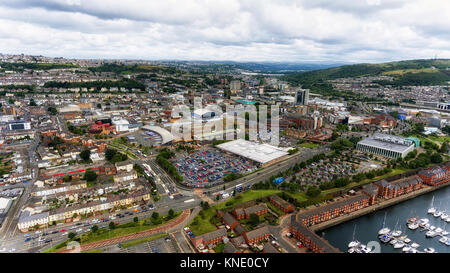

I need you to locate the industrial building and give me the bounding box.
[216,139,290,166]
[356,133,415,158]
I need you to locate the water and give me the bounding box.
[321,186,450,253]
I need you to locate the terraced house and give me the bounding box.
[298,194,370,227]
[418,164,450,186]
[269,194,295,213]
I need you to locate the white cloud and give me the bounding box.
[0,0,449,62]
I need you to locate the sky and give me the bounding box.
[0,0,449,63]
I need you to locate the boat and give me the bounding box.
[408,223,419,230]
[442,231,449,236]
[378,228,390,235]
[348,248,355,253]
[429,225,436,231]
[407,217,418,224]
[357,244,371,253]
[439,236,448,244]
[446,240,450,246]
[407,248,418,253]
[428,196,436,214]
[379,234,391,243]
[446,218,450,223]
[411,242,420,248]
[378,212,390,235]
[397,235,407,241]
[348,225,360,248]
[390,239,398,245]
[404,238,412,244]
[426,230,438,238]
[391,219,401,237]
[441,213,449,220]
[434,211,442,218]
[418,218,429,227]
[424,247,436,253]
[393,242,405,249]
[435,227,443,234]
[402,245,412,252]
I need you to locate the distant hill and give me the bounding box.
[282,59,450,92]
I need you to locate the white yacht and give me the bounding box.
[446,240,450,246]
[402,245,412,252]
[442,230,449,236]
[426,230,438,238]
[429,225,436,231]
[428,207,436,214]
[393,242,405,249]
[439,236,448,244]
[392,230,402,237]
[435,227,443,234]
[411,242,420,248]
[446,218,450,223]
[404,238,412,244]
[441,213,448,220]
[434,211,442,218]
[397,235,407,241]
[378,227,390,235]
[348,248,355,253]
[418,218,429,227]
[408,223,419,230]
[348,241,360,248]
[390,239,398,245]
[424,247,436,253]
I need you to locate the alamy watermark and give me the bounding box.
[170,97,280,146]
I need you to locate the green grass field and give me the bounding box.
[300,142,320,149]
[188,190,282,235]
[121,233,168,248]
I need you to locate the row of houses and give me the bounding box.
[232,203,268,220]
[371,175,423,200]
[297,194,370,227]
[418,163,450,186]
[18,190,150,231]
[268,194,295,214]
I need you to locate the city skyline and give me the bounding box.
[0,0,449,63]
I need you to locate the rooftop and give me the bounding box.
[216,139,289,164]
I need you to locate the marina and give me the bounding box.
[322,185,450,253]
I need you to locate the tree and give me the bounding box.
[29,99,37,106]
[306,186,321,198]
[83,170,98,182]
[430,153,443,164]
[91,225,99,233]
[440,142,448,153]
[105,148,117,161]
[249,213,260,226]
[79,150,91,161]
[133,217,139,223]
[68,232,76,240]
[151,212,159,220]
[168,209,175,218]
[109,221,116,230]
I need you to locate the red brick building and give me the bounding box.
[418,166,450,186]
[269,195,295,213]
[191,228,227,249]
[243,225,271,244]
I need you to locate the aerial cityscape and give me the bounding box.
[0,0,449,263]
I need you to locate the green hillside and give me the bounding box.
[282,59,450,93]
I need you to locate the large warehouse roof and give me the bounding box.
[358,133,414,153]
[141,125,175,144]
[216,139,289,164]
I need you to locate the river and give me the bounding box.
[320,186,450,253]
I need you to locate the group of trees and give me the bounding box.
[155,149,183,183]
[105,148,128,164]
[67,123,87,135]
[44,78,146,91]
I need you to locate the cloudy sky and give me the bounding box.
[0,0,449,63]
